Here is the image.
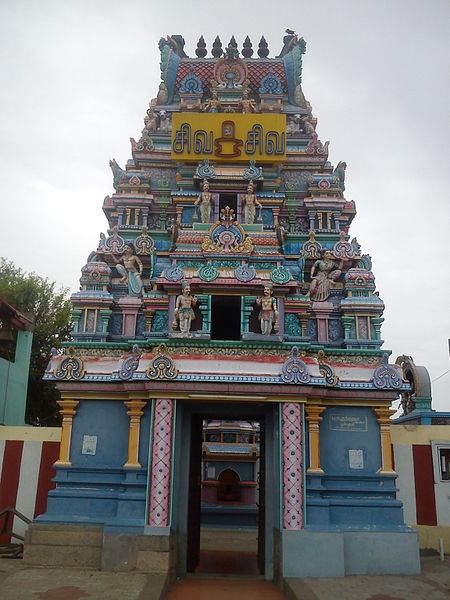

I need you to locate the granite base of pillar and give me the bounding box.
[23,523,176,576]
[281,528,420,577]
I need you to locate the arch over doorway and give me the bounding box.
[217,468,241,502]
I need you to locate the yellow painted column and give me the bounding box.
[123,400,147,468]
[55,399,79,466]
[305,405,326,473]
[373,407,396,474]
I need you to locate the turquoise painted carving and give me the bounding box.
[195,159,215,179]
[198,263,219,282]
[285,313,301,336]
[152,311,168,333]
[271,266,291,284]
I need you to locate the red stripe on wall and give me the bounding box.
[412,444,437,526]
[0,440,24,543]
[34,442,59,518]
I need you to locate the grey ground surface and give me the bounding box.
[0,555,449,600]
[285,556,450,600]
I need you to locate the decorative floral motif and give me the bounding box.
[135,226,155,255]
[179,69,203,94]
[214,55,248,88]
[235,264,256,282]
[305,136,329,156]
[102,225,125,254]
[317,178,330,189]
[164,264,185,281]
[146,344,178,380]
[195,159,215,179]
[333,232,356,259]
[198,263,219,282]
[243,159,263,180]
[271,266,291,284]
[148,398,174,527]
[317,352,340,386]
[202,221,254,254]
[259,72,282,94]
[135,130,155,152]
[119,344,141,380]
[372,353,403,389]
[282,403,303,529]
[54,347,85,380]
[281,346,311,384]
[301,231,322,259]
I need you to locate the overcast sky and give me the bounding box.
[0,0,449,410]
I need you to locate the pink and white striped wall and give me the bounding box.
[0,427,60,543]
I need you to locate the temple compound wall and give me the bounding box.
[0,300,34,426]
[392,412,450,554]
[23,32,435,579]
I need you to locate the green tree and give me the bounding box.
[0,258,72,425]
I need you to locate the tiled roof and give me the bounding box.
[175,60,286,95]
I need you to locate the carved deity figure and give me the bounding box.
[111,244,144,297]
[173,281,198,335]
[203,81,222,113]
[243,180,262,224]
[240,81,256,114]
[256,285,279,335]
[309,250,343,302]
[195,179,213,223]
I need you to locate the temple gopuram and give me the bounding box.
[27,32,433,579]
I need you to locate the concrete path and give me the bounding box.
[0,560,166,600]
[1,555,449,600]
[284,556,450,600]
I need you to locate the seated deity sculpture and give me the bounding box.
[110,244,144,297]
[309,250,343,302]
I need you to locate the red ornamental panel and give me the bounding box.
[148,399,174,527]
[282,402,303,529]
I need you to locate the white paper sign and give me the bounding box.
[82,435,97,455]
[348,449,364,469]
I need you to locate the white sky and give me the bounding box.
[0,0,449,410]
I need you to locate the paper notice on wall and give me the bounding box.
[82,435,97,455]
[348,449,364,469]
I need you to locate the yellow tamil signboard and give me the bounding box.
[171,113,286,163]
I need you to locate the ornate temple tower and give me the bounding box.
[31,32,431,578]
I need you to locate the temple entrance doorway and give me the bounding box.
[180,402,276,578]
[216,469,241,502]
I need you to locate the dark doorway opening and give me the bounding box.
[217,469,241,502]
[210,296,241,340]
[186,412,265,576]
[219,193,237,216]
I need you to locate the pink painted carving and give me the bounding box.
[148,398,174,527]
[282,402,303,529]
